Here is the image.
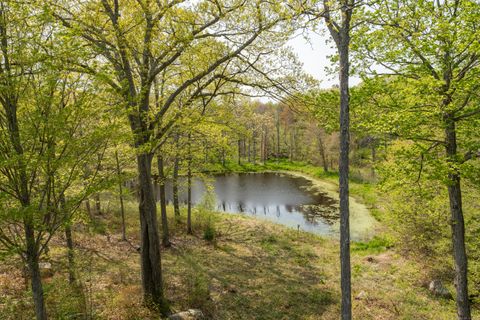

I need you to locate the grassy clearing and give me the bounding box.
[0,200,471,320]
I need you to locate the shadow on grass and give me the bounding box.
[164,221,336,320]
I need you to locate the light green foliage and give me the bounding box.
[0,1,117,260]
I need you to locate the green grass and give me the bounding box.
[1,200,472,320]
[2,161,474,319]
[352,235,395,255]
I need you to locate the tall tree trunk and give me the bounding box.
[7,96,47,319]
[157,155,170,247]
[247,139,251,163]
[323,2,353,317]
[338,33,352,320]
[445,118,471,320]
[25,221,47,320]
[115,151,127,241]
[136,153,166,311]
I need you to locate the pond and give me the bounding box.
[158,172,375,241]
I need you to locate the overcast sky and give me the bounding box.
[286,29,361,89]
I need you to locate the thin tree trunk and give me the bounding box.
[172,157,180,218]
[292,127,297,161]
[318,132,329,172]
[445,118,471,320]
[204,140,208,163]
[253,131,257,164]
[371,143,376,178]
[157,155,170,247]
[242,139,246,159]
[94,193,101,215]
[260,129,264,163]
[60,194,76,284]
[323,2,353,317]
[85,200,92,218]
[187,157,192,235]
[276,109,280,162]
[238,139,242,165]
[136,153,166,311]
[115,151,127,241]
[25,222,47,320]
[338,32,352,320]
[263,127,268,164]
[65,225,75,284]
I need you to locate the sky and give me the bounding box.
[286,29,361,89]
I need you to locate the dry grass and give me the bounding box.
[0,204,474,319]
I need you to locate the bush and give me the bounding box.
[203,222,216,242]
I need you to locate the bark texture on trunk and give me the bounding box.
[6,94,48,320]
[338,38,352,320]
[115,151,127,241]
[323,2,353,317]
[157,155,170,247]
[65,225,75,284]
[136,153,166,311]
[172,156,180,218]
[25,222,47,320]
[318,132,328,172]
[445,118,471,320]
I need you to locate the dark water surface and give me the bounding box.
[158,172,343,236]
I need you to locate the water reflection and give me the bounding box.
[158,172,340,236]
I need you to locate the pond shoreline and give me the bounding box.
[272,170,379,241]
[198,163,379,241]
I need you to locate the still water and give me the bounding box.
[158,172,350,237]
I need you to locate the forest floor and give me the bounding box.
[1,163,477,319]
[1,212,469,319]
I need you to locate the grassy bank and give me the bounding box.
[0,204,465,319]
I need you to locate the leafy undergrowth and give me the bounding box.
[0,205,469,320]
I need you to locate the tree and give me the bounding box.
[321,1,355,318]
[53,0,298,311]
[352,1,480,318]
[0,4,112,318]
